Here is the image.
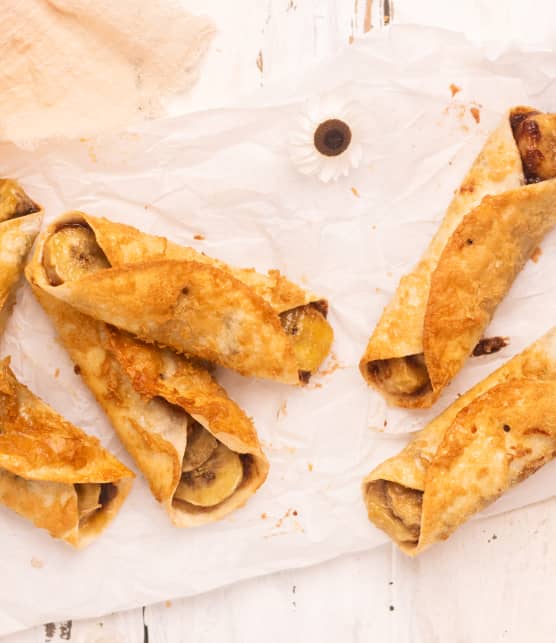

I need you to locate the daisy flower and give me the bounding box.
[289,93,365,183]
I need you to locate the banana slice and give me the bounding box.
[75,483,101,522]
[0,178,40,223]
[182,421,218,472]
[370,354,430,396]
[43,224,110,286]
[513,113,556,182]
[174,442,243,507]
[280,304,334,379]
[384,481,422,539]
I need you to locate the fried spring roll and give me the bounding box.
[29,287,269,527]
[360,107,556,408]
[0,358,133,547]
[362,327,556,555]
[0,179,42,332]
[26,213,333,384]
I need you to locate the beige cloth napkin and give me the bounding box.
[0,0,214,145]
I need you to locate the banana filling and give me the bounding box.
[43,224,110,286]
[510,109,556,183]
[0,179,41,223]
[279,302,334,382]
[383,481,423,541]
[75,482,118,526]
[368,354,431,397]
[174,420,247,509]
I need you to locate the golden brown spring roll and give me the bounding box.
[26,213,333,385]
[363,327,556,555]
[360,107,556,408]
[30,286,269,527]
[0,358,134,547]
[0,179,43,333]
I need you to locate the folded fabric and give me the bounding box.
[0,179,42,332]
[0,358,134,547]
[360,107,556,408]
[26,212,334,384]
[363,327,556,555]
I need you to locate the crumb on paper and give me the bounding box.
[348,34,355,45]
[531,246,542,263]
[31,557,44,569]
[275,508,293,529]
[256,50,263,73]
[315,351,345,379]
[375,287,381,293]
[270,508,305,536]
[287,0,297,10]
[54,368,60,379]
[351,186,360,197]
[261,512,267,520]
[449,83,461,97]
[387,271,392,277]
[443,102,481,130]
[193,233,205,240]
[74,364,81,375]
[165,600,172,608]
[383,419,387,427]
[308,463,313,472]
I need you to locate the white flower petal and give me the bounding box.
[349,144,364,168]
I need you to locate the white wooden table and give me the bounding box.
[5,1,556,641]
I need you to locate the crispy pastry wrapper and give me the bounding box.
[360,107,556,408]
[0,358,134,548]
[0,179,43,333]
[26,212,332,384]
[30,287,269,527]
[362,327,556,555]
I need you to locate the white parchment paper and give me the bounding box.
[2,25,556,635]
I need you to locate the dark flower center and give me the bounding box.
[313,119,352,157]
